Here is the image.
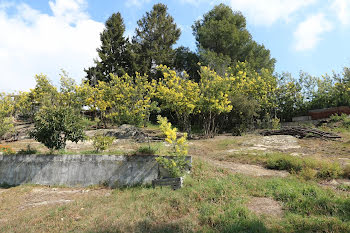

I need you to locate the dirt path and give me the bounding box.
[203,158,289,177]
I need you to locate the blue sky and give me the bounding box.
[0,0,350,92]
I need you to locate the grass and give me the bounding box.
[1,159,350,232]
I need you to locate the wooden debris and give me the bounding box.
[261,126,341,140]
[152,177,183,190]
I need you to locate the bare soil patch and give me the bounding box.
[18,187,111,209]
[207,159,289,177]
[247,197,283,218]
[245,135,301,151]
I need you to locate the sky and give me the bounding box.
[0,0,350,92]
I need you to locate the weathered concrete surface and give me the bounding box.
[0,154,191,188]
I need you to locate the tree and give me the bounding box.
[30,105,86,151]
[105,73,157,126]
[197,66,233,137]
[156,65,199,134]
[173,46,201,82]
[0,93,14,139]
[193,4,275,73]
[85,13,135,83]
[132,3,181,78]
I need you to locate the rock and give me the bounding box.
[104,124,148,142]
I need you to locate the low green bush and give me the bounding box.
[264,153,347,180]
[343,164,350,179]
[0,145,15,154]
[299,167,317,180]
[137,145,157,155]
[92,135,114,152]
[266,154,303,172]
[17,145,38,155]
[317,162,342,180]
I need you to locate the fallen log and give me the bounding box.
[261,126,341,140]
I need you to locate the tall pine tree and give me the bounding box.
[85,13,135,83]
[132,3,181,78]
[193,4,275,73]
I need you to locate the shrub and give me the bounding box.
[155,115,190,178]
[30,105,86,151]
[0,145,15,154]
[266,154,303,173]
[92,135,114,152]
[337,184,350,192]
[137,145,157,155]
[299,167,317,180]
[317,162,342,180]
[343,164,350,179]
[17,145,38,155]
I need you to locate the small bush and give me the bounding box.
[266,154,303,173]
[156,115,189,178]
[317,162,342,180]
[30,105,86,151]
[137,146,157,155]
[92,135,114,152]
[299,167,318,180]
[17,145,38,155]
[0,145,15,154]
[343,164,350,179]
[337,184,350,192]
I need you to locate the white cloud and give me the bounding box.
[0,0,104,92]
[294,13,332,51]
[331,0,350,25]
[125,0,151,8]
[228,0,317,26]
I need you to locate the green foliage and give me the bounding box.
[0,93,14,139]
[197,66,232,137]
[92,134,114,152]
[17,145,38,155]
[316,162,342,179]
[156,116,189,178]
[0,145,15,154]
[137,145,157,155]
[193,3,275,73]
[266,154,303,173]
[132,3,181,77]
[337,184,350,192]
[106,73,156,126]
[173,46,200,82]
[343,164,350,179]
[156,65,199,133]
[299,167,318,180]
[85,13,135,83]
[265,153,345,180]
[30,105,86,151]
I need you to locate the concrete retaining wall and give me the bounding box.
[0,154,191,188]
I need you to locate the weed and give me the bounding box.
[266,154,303,172]
[317,162,342,180]
[343,164,350,179]
[0,145,15,154]
[92,134,114,152]
[337,184,350,192]
[137,145,157,155]
[17,145,38,155]
[299,167,317,180]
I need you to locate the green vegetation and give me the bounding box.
[1,159,350,232]
[193,3,275,73]
[91,135,114,152]
[85,13,135,83]
[155,116,189,178]
[0,145,15,154]
[136,145,157,155]
[30,105,86,151]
